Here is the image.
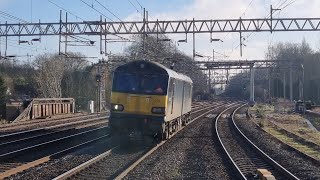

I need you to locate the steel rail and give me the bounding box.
[215,104,300,180]
[0,134,110,179]
[53,101,231,180]
[247,109,320,165]
[53,146,117,180]
[215,104,246,179]
[0,119,106,148]
[0,126,108,161]
[0,113,106,131]
[114,102,238,180]
[0,116,107,142]
[232,105,299,179]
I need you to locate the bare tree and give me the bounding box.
[34,54,65,98]
[61,52,89,98]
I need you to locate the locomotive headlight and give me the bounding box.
[151,107,165,114]
[111,104,124,111]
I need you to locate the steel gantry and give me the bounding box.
[1,18,320,36]
[194,60,301,102]
[2,13,320,58]
[1,9,319,102]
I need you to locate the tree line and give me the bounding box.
[0,52,97,113]
[0,34,209,115]
[225,39,320,104]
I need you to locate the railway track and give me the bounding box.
[52,101,226,180]
[0,120,107,156]
[242,108,320,179]
[215,104,299,180]
[0,116,107,145]
[0,113,107,135]
[0,125,110,179]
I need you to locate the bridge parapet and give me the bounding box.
[13,98,75,123]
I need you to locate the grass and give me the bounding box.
[250,103,320,159]
[250,104,274,119]
[306,116,320,130]
[264,127,320,160]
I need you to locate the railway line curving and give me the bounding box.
[52,102,227,180]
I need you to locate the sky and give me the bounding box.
[0,0,320,64]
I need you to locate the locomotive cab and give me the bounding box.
[110,60,192,141]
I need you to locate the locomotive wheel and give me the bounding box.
[182,115,187,126]
[162,129,169,140]
[161,123,170,140]
[169,122,173,135]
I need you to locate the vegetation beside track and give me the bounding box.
[248,103,320,160]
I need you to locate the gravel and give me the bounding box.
[235,108,320,180]
[1,127,109,177]
[69,144,147,180]
[7,102,233,180]
[125,107,235,180]
[217,108,284,179]
[7,137,113,180]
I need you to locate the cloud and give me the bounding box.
[124,0,320,60]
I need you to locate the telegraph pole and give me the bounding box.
[142,8,147,58]
[58,10,62,55]
[290,63,293,101]
[250,66,255,102]
[283,72,286,99]
[64,12,68,54]
[212,49,214,61]
[193,18,195,61]
[239,17,243,56]
[268,68,272,103]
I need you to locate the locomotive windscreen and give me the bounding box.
[112,72,169,95]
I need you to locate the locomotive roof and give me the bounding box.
[114,60,193,84]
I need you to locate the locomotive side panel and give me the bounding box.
[182,82,192,115]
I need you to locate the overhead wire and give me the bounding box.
[0,11,28,23]
[0,10,59,57]
[228,0,298,56]
[128,0,139,12]
[77,0,130,41]
[280,0,298,10]
[134,0,143,9]
[79,0,113,21]
[2,7,91,52]
[94,0,123,22]
[221,0,255,42]
[79,0,150,56]
[240,0,255,18]
[247,0,298,44]
[48,0,82,19]
[48,0,130,56]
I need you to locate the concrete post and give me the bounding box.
[208,69,211,93]
[302,64,305,101]
[299,64,304,100]
[250,66,255,102]
[268,68,271,102]
[193,18,195,61]
[290,65,293,101]
[283,72,286,99]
